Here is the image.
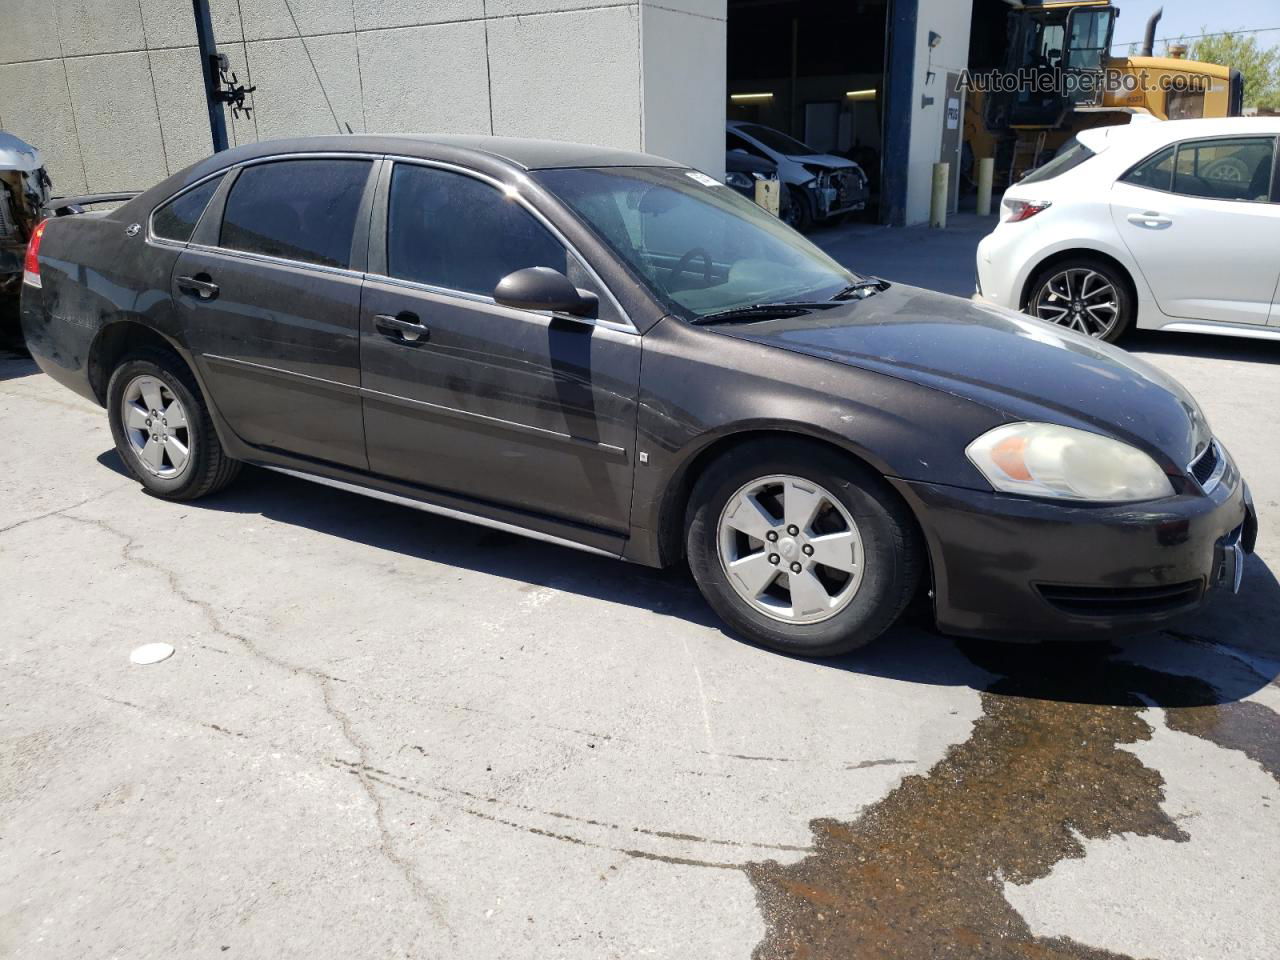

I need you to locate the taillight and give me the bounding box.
[1002,199,1051,223]
[23,218,48,289]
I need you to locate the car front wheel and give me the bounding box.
[107,347,241,500]
[1026,258,1134,343]
[685,439,923,657]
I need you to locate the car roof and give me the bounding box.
[1083,116,1280,155]
[201,134,679,172]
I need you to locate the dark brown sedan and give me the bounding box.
[20,135,1255,655]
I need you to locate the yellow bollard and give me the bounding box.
[976,157,995,217]
[931,162,949,229]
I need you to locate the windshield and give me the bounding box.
[737,124,815,156]
[534,166,857,320]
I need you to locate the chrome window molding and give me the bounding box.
[145,149,640,334]
[381,154,638,334]
[1118,134,1280,205]
[145,168,229,248]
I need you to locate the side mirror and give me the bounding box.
[493,267,598,319]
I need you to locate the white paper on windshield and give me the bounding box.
[685,171,722,187]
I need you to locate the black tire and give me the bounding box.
[1025,257,1134,344]
[685,439,923,658]
[106,347,241,500]
[782,185,813,232]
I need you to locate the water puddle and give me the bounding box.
[747,639,1280,959]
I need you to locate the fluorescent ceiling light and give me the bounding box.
[846,89,876,100]
[730,93,773,101]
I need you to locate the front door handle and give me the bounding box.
[176,274,219,299]
[374,312,429,344]
[1127,211,1172,229]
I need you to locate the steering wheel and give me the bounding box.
[668,247,713,288]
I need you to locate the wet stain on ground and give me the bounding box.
[1164,700,1280,784]
[746,639,1280,960]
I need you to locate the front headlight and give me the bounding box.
[966,422,1174,502]
[725,171,753,189]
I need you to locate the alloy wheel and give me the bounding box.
[121,375,192,478]
[1032,268,1120,339]
[716,474,865,624]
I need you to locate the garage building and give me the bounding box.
[0,0,974,226]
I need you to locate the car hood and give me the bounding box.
[713,283,1210,469]
[786,153,859,171]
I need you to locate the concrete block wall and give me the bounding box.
[0,0,727,196]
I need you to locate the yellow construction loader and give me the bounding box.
[964,1,1243,186]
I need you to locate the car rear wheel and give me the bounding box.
[107,348,240,500]
[1026,258,1133,343]
[685,439,923,657]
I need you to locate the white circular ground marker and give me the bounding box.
[130,642,175,665]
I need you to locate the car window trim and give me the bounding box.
[146,169,230,247]
[1118,134,1280,205]
[148,151,383,265]
[373,155,637,335]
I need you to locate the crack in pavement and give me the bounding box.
[0,486,126,536]
[53,510,454,940]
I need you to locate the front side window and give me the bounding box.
[220,158,372,268]
[1172,137,1276,203]
[536,166,856,320]
[1120,145,1176,192]
[152,174,223,242]
[386,164,567,296]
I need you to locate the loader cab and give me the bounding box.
[985,2,1117,131]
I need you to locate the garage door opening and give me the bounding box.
[727,0,889,226]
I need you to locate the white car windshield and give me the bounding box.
[736,124,815,156]
[536,166,858,320]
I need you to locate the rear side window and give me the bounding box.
[386,164,566,296]
[1172,137,1275,202]
[220,159,371,268]
[1120,145,1175,192]
[1019,139,1095,184]
[152,175,223,242]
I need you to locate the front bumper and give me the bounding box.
[891,457,1256,640]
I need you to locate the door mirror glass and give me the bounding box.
[494,267,598,318]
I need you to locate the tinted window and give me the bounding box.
[1121,145,1175,192]
[537,166,854,320]
[152,175,223,242]
[1173,138,1275,202]
[220,159,371,267]
[1020,139,1095,184]
[387,164,566,296]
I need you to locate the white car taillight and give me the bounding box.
[1002,198,1051,223]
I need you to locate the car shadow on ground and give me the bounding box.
[98,448,1280,712]
[1128,329,1280,364]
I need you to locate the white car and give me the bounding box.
[977,117,1280,343]
[727,122,869,231]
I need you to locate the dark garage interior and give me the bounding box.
[726,0,890,220]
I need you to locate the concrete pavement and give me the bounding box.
[2,240,1279,957]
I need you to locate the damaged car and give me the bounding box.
[727,121,869,231]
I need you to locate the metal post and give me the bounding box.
[930,162,948,228]
[192,0,229,152]
[976,157,995,217]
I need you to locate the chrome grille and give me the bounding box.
[1189,440,1223,492]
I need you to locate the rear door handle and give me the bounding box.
[374,312,429,344]
[176,274,219,299]
[1127,211,1172,228]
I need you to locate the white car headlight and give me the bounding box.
[966,422,1174,502]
